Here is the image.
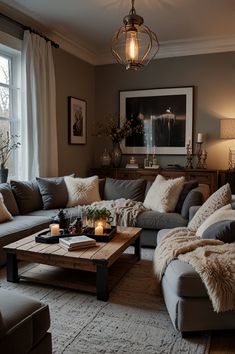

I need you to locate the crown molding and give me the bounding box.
[95,35,235,65]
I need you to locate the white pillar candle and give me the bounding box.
[50,223,60,236]
[197,133,203,143]
[95,223,103,235]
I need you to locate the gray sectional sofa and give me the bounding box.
[0,176,205,266]
[157,224,235,334]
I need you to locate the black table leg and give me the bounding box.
[134,236,141,261]
[7,253,19,282]
[96,261,109,301]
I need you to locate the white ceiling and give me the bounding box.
[1,0,235,65]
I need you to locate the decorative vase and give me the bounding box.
[0,168,8,183]
[112,142,122,167]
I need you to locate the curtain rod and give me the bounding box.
[0,13,59,48]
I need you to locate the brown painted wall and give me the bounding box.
[53,48,95,177]
[94,52,235,170]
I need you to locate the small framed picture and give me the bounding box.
[68,96,87,145]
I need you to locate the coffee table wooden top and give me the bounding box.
[4,226,142,273]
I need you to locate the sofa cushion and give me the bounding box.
[188,183,232,232]
[65,175,101,206]
[143,175,185,212]
[136,210,187,230]
[0,289,50,353]
[175,180,198,213]
[10,179,43,214]
[36,176,68,210]
[27,206,81,220]
[103,178,146,202]
[99,178,106,199]
[0,193,13,223]
[0,183,19,216]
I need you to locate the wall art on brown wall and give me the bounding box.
[68,96,87,145]
[120,87,193,155]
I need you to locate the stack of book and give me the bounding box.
[59,235,96,251]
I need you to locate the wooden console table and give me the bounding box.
[90,168,218,194]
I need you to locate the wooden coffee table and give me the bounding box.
[4,226,142,301]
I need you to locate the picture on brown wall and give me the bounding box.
[68,96,87,145]
[120,87,193,155]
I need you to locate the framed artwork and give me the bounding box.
[119,87,193,155]
[68,96,87,145]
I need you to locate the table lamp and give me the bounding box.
[220,118,235,169]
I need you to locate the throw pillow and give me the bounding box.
[196,204,234,236]
[10,179,43,214]
[201,220,235,243]
[64,175,101,207]
[188,183,232,232]
[175,180,198,213]
[36,176,68,210]
[103,178,146,202]
[0,183,19,215]
[0,192,13,223]
[143,175,185,212]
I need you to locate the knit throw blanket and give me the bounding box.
[90,198,146,227]
[153,227,235,312]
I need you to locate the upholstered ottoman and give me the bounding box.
[0,289,52,353]
[156,229,235,333]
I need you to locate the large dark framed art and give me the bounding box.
[120,87,193,155]
[68,96,87,145]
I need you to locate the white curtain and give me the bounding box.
[20,30,58,180]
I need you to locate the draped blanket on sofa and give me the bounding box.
[153,227,235,312]
[91,198,147,227]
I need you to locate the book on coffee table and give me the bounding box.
[59,235,96,251]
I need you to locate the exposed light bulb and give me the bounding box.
[126,31,138,61]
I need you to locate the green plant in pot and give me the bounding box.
[83,206,112,228]
[0,131,20,183]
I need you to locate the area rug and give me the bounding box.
[0,249,210,354]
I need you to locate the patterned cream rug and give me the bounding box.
[0,248,210,354]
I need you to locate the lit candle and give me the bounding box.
[50,223,60,236]
[197,133,203,143]
[95,222,103,235]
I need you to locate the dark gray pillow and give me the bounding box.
[0,183,19,215]
[175,180,198,213]
[10,179,43,214]
[181,190,203,219]
[99,178,106,199]
[36,177,68,210]
[202,220,235,243]
[103,178,146,202]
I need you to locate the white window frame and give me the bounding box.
[0,31,21,179]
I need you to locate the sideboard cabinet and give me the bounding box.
[90,168,218,194]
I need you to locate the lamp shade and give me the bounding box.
[220,119,235,139]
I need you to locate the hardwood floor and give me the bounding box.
[210,331,235,353]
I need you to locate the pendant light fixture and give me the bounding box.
[111,0,159,70]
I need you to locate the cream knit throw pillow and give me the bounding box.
[65,175,101,207]
[143,174,185,212]
[188,183,232,232]
[0,192,13,223]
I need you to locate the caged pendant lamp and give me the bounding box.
[111,0,159,70]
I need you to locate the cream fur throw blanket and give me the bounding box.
[90,198,146,227]
[154,227,235,312]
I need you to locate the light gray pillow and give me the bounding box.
[10,179,43,214]
[36,176,68,210]
[103,178,146,202]
[0,183,19,215]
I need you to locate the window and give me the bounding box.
[0,44,21,179]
